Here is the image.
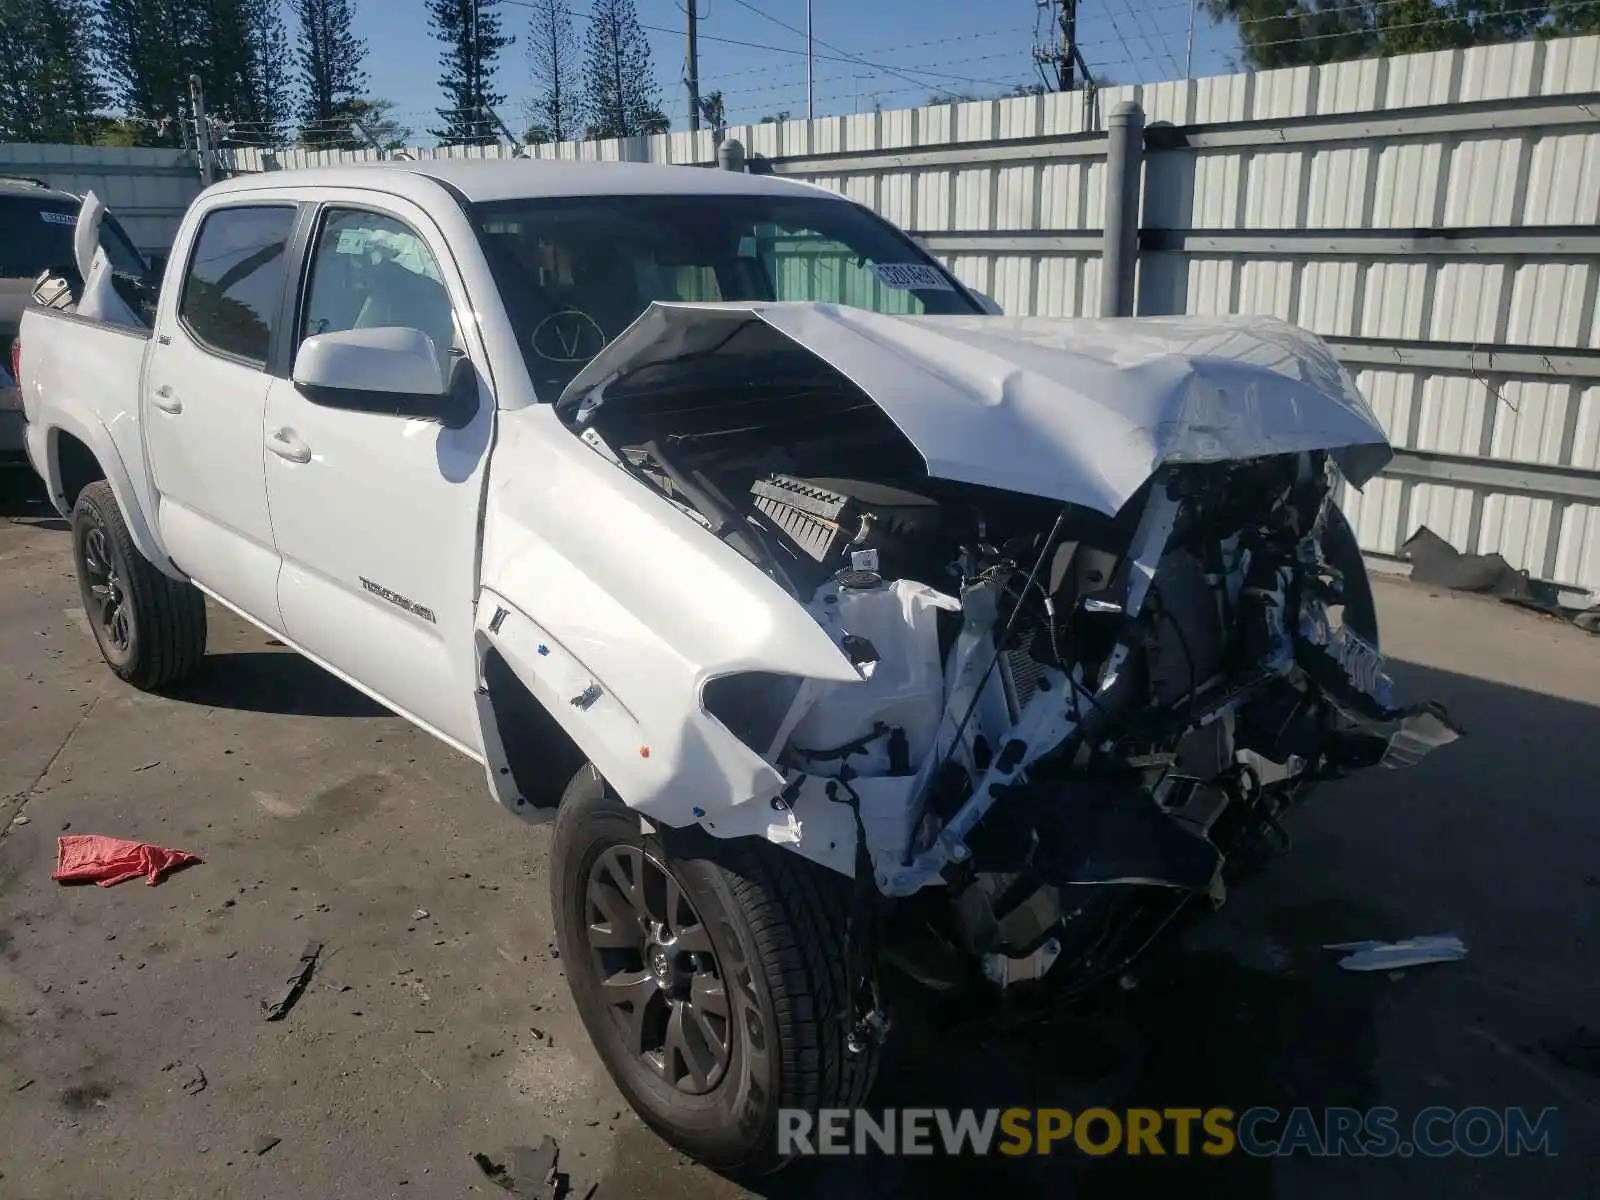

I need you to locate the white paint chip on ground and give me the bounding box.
[1325,934,1467,971]
[252,790,306,819]
[64,606,94,639]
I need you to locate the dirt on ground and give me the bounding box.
[2,469,1597,1199]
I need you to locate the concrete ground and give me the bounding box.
[1,467,1597,1199]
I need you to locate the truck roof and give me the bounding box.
[203,158,847,205]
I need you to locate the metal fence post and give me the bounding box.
[1100,99,1144,317]
[188,74,216,187]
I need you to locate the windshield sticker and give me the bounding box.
[870,262,955,292]
[40,211,76,226]
[532,309,608,363]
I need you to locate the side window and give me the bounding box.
[178,205,296,364]
[301,209,455,372]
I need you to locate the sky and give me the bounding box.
[351,0,1243,141]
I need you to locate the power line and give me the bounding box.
[719,0,981,101]
[246,0,1593,148]
[1097,0,1145,80]
[1072,0,1600,70]
[1117,0,1185,77]
[716,49,1039,104]
[689,25,1036,84]
[498,0,1028,91]
[1230,0,1569,29]
[1033,0,1090,92]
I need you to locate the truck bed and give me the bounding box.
[19,304,155,528]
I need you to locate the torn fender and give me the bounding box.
[474,406,864,869]
[474,590,860,873]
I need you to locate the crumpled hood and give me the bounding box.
[559,302,1393,516]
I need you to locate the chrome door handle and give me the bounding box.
[267,427,312,464]
[150,385,182,414]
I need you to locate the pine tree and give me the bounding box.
[101,0,201,143]
[102,0,292,145]
[295,0,368,146]
[524,0,578,143]
[582,0,664,140]
[1549,0,1600,33]
[428,0,512,146]
[0,0,104,143]
[201,0,293,144]
[247,0,295,142]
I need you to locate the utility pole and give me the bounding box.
[1185,0,1198,78]
[686,0,702,132]
[805,0,814,120]
[1059,0,1077,91]
[189,74,215,186]
[1033,0,1092,94]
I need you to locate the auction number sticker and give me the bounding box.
[870,262,955,291]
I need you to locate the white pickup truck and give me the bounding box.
[17,159,1455,1172]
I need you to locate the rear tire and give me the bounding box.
[551,766,879,1174]
[70,480,206,689]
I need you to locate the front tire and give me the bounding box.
[70,480,206,689]
[551,766,879,1174]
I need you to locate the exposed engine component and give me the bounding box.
[573,354,1460,1001]
[750,474,940,588]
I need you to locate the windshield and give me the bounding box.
[471,193,980,398]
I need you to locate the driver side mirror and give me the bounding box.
[293,327,477,430]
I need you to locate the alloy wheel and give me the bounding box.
[82,523,132,653]
[583,844,731,1095]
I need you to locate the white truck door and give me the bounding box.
[146,203,299,627]
[263,201,492,756]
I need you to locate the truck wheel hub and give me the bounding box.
[82,526,131,651]
[583,845,732,1094]
[648,943,675,987]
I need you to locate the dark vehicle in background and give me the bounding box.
[0,176,148,462]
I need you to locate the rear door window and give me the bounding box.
[178,205,296,365]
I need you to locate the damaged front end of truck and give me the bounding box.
[502,301,1461,1011]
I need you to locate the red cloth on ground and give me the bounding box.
[52,835,202,887]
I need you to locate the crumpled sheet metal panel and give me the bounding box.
[563,302,1393,518]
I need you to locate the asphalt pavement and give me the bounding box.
[2,468,1596,1199]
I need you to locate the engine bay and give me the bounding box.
[566,343,1461,996]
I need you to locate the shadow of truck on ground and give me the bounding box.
[647,656,1600,1200]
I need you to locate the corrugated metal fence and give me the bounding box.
[7,35,1600,591]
